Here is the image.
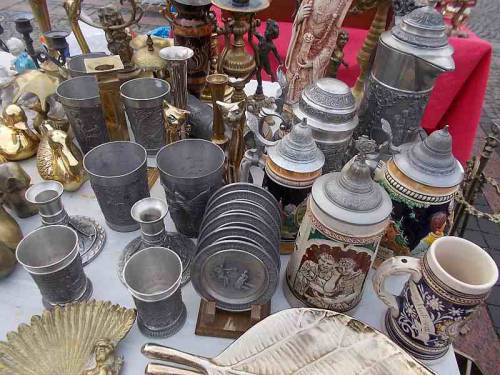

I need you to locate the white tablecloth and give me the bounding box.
[0,78,459,374]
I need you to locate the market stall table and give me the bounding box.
[1,154,460,375]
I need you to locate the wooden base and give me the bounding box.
[195,300,271,339]
[280,241,294,254]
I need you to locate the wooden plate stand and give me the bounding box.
[195,299,271,339]
[280,241,294,254]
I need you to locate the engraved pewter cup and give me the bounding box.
[25,180,106,265]
[206,73,229,148]
[83,141,149,232]
[160,46,194,110]
[16,225,93,309]
[56,76,110,154]
[156,139,225,237]
[373,236,498,361]
[118,197,195,286]
[123,246,186,337]
[120,78,170,155]
[357,4,455,147]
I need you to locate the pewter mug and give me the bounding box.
[373,236,498,361]
[120,78,170,155]
[156,139,225,237]
[56,76,110,154]
[16,225,92,309]
[83,141,149,232]
[25,180,69,226]
[123,246,186,337]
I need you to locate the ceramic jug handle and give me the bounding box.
[372,256,422,319]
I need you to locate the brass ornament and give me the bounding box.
[0,205,22,278]
[0,300,137,375]
[13,70,60,112]
[64,0,90,54]
[163,102,191,144]
[0,104,39,161]
[28,0,51,33]
[0,162,38,218]
[142,308,433,374]
[37,123,87,191]
[130,34,173,76]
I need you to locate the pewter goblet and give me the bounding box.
[156,139,225,237]
[120,78,170,155]
[16,225,93,309]
[123,247,186,337]
[83,141,149,232]
[56,76,109,154]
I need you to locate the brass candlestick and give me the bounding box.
[213,0,270,103]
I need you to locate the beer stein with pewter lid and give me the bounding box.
[357,2,455,147]
[375,126,464,265]
[285,138,392,312]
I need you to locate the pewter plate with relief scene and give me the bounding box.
[191,240,279,311]
[202,200,281,234]
[69,215,106,266]
[197,226,280,267]
[199,211,280,250]
[117,232,196,286]
[205,190,281,222]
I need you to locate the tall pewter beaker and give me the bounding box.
[357,3,455,146]
[120,78,170,155]
[160,46,193,110]
[56,76,109,154]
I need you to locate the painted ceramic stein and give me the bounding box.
[293,78,358,173]
[262,119,324,253]
[373,236,498,361]
[375,126,463,265]
[285,140,392,312]
[357,3,454,147]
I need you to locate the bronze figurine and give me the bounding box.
[81,338,123,375]
[327,29,349,78]
[163,103,190,144]
[0,162,38,218]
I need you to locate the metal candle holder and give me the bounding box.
[118,197,196,287]
[14,15,39,68]
[25,180,106,266]
[212,0,270,103]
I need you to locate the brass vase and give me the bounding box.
[206,73,229,148]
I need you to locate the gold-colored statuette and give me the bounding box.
[142,308,433,374]
[217,100,246,183]
[0,205,22,278]
[0,104,39,161]
[37,123,87,191]
[163,102,190,144]
[0,300,136,375]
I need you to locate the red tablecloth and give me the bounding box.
[213,9,492,164]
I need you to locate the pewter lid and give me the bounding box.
[380,2,454,71]
[293,78,358,133]
[267,118,325,174]
[312,139,392,226]
[393,126,464,188]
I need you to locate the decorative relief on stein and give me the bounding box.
[125,107,166,151]
[286,206,383,312]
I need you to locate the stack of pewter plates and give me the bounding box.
[191,183,281,311]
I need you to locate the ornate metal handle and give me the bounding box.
[142,343,212,372]
[78,0,144,30]
[372,256,422,318]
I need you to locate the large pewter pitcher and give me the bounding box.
[357,3,454,147]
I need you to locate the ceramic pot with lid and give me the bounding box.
[375,126,464,264]
[293,78,358,173]
[261,118,325,253]
[285,140,393,312]
[357,3,455,147]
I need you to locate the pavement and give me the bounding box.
[0,0,498,373]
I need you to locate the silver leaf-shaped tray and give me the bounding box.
[142,308,434,374]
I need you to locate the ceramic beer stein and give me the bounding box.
[285,140,392,312]
[375,126,464,264]
[373,236,498,361]
[262,119,324,253]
